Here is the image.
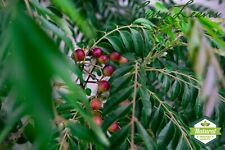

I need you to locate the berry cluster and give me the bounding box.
[71,47,129,133]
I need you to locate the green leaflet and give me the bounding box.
[118,30,134,51]
[39,16,73,50]
[175,137,188,150]
[105,36,124,53]
[139,87,152,126]
[30,0,72,35]
[109,125,130,150]
[97,42,114,54]
[162,75,172,93]
[110,74,133,94]
[102,105,131,131]
[130,28,145,57]
[169,80,181,100]
[133,18,155,29]
[136,121,158,150]
[199,17,225,50]
[110,64,134,80]
[182,84,191,109]
[103,87,133,115]
[150,107,164,133]
[157,121,175,147]
[142,28,152,57]
[68,122,94,142]
[51,0,96,39]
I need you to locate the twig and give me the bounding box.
[83,66,96,87]
[131,62,138,149]
[83,62,103,69]
[24,0,33,17]
[59,113,77,150]
[83,69,99,81]
[59,130,68,150]
[9,118,30,141]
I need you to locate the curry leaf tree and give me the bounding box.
[0,0,225,150]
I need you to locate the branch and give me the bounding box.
[24,0,33,17]
[59,112,77,150]
[131,61,139,149]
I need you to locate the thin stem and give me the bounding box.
[86,81,97,84]
[131,62,138,149]
[59,130,68,150]
[24,0,33,17]
[90,144,92,150]
[59,113,77,150]
[83,69,99,81]
[83,62,102,69]
[84,66,96,87]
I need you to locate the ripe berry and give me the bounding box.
[103,65,115,76]
[119,56,128,64]
[98,55,108,64]
[110,51,121,61]
[108,121,119,132]
[92,48,102,58]
[93,116,102,126]
[98,80,110,92]
[90,98,102,110]
[71,49,85,61]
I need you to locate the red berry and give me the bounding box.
[103,65,115,76]
[98,55,108,64]
[90,98,102,110]
[92,48,102,58]
[119,56,128,64]
[98,80,110,92]
[110,52,121,61]
[72,49,85,61]
[108,121,119,132]
[93,116,102,126]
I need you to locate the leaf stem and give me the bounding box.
[24,0,33,17]
[59,113,77,150]
[131,61,138,149]
[84,66,96,87]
